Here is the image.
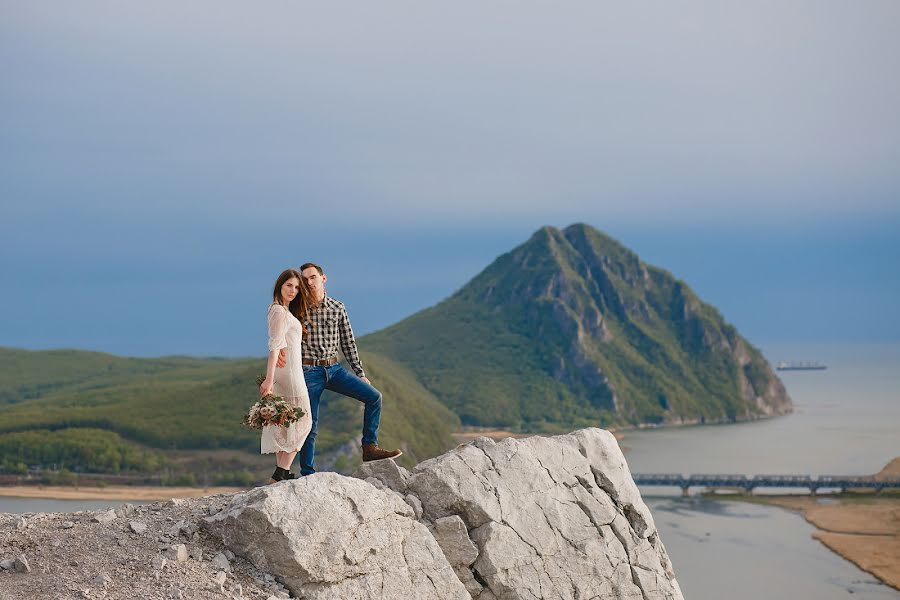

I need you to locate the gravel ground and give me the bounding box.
[0,494,292,600]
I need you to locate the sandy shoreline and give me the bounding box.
[0,485,247,502]
[739,494,900,590]
[726,457,900,591]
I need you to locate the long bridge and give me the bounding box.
[632,473,900,496]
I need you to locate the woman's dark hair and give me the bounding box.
[272,268,313,331]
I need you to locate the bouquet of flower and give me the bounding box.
[242,375,306,430]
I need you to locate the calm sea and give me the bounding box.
[626,343,900,599]
[1,343,897,598]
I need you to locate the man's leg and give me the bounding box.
[325,365,382,445]
[298,366,327,476]
[325,365,401,461]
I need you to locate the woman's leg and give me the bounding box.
[276,450,297,470]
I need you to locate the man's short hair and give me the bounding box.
[300,262,324,276]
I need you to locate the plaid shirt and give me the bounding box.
[301,295,365,377]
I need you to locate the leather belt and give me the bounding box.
[302,356,338,367]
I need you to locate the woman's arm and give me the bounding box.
[261,305,288,396]
[260,349,278,397]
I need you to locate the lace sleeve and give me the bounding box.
[267,305,289,352]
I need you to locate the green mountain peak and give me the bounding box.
[364,223,791,430]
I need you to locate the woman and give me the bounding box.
[259,269,314,483]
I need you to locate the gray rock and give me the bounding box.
[168,498,186,507]
[167,544,189,562]
[210,552,231,572]
[14,554,31,573]
[404,493,423,520]
[130,521,148,534]
[429,514,482,597]
[151,555,168,571]
[213,571,227,593]
[204,473,468,600]
[59,521,75,529]
[168,520,186,537]
[0,558,15,571]
[15,517,28,531]
[93,574,111,588]
[223,549,235,561]
[352,458,412,493]
[429,516,478,568]
[92,509,118,524]
[189,546,203,561]
[405,428,683,600]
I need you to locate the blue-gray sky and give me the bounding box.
[2,2,899,356]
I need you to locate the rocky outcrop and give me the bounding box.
[1,428,682,600]
[201,428,680,599]
[355,428,682,600]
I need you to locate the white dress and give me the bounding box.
[260,304,313,454]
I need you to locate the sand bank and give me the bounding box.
[735,457,900,590]
[0,484,246,502]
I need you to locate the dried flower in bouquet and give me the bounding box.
[243,375,306,430]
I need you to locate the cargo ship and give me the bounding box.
[776,361,827,371]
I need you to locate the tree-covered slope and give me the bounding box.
[0,347,459,476]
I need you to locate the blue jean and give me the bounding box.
[298,363,382,476]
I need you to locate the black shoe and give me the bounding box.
[270,467,296,484]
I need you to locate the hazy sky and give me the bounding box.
[2,1,899,356]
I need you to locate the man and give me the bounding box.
[278,262,402,476]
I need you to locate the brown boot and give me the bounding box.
[362,443,403,462]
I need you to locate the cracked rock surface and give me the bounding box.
[202,472,468,600]
[356,427,683,600]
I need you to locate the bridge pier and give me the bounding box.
[681,486,690,497]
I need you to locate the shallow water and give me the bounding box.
[627,343,900,599]
[0,497,146,514]
[649,496,898,599]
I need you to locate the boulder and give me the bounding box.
[203,473,468,600]
[395,428,682,600]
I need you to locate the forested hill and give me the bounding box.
[0,347,459,481]
[362,223,792,431]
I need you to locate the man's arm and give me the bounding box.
[338,304,366,379]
